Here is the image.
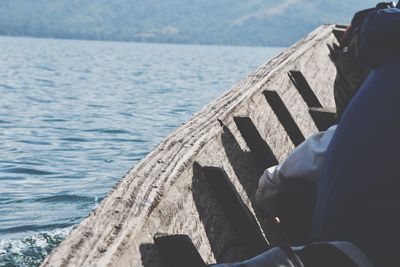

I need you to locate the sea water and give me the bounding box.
[0,36,283,266]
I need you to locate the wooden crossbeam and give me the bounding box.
[154,234,207,267]
[233,116,278,170]
[288,71,322,108]
[263,90,305,147]
[308,107,337,131]
[202,166,269,256]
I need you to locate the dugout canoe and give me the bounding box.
[41,24,344,267]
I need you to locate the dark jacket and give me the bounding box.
[311,8,400,267]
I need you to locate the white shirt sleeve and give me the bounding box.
[255,125,337,216]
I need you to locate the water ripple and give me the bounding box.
[0,167,57,176]
[84,128,131,134]
[26,96,53,103]
[35,65,56,72]
[0,224,74,235]
[40,118,67,122]
[33,194,94,204]
[17,140,52,145]
[0,84,15,90]
[60,137,92,143]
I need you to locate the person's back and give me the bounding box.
[311,7,400,266]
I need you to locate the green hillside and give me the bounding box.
[0,0,382,46]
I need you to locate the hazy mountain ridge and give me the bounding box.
[0,0,381,46]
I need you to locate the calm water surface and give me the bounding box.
[0,36,283,266]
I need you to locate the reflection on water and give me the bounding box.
[0,36,283,266]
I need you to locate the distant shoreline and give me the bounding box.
[0,33,286,48]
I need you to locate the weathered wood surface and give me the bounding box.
[42,24,338,267]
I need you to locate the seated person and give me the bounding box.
[256,1,394,240]
[216,3,400,267]
[311,6,400,267]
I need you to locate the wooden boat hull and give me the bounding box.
[41,24,341,267]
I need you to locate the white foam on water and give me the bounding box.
[0,226,74,266]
